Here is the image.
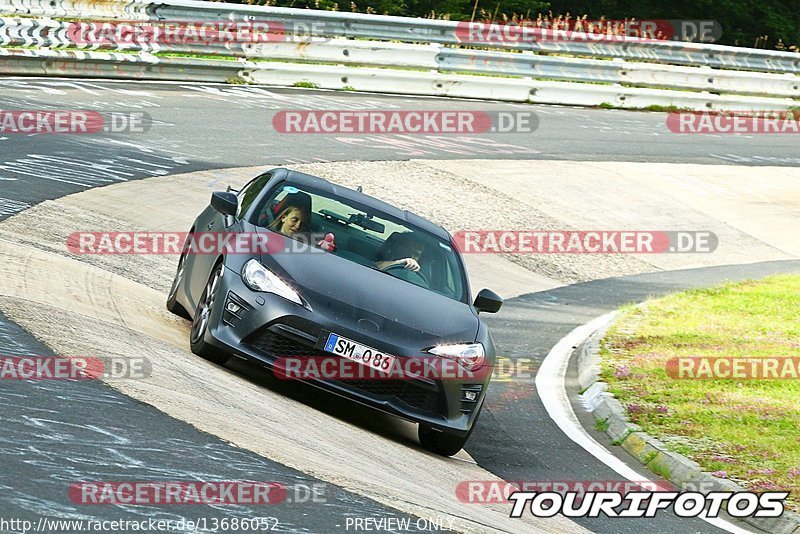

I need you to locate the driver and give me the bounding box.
[268,204,310,237]
[376,232,423,272]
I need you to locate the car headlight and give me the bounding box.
[428,343,485,371]
[242,259,303,306]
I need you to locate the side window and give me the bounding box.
[236,173,271,218]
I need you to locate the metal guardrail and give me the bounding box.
[0,0,151,20]
[0,46,240,81]
[3,0,800,74]
[2,17,798,99]
[0,1,798,110]
[1,46,795,113]
[439,49,800,98]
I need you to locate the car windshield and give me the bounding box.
[252,183,468,302]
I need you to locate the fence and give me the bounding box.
[0,0,798,110]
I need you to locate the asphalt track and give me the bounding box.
[474,260,800,533]
[1,77,799,534]
[0,313,435,533]
[2,77,800,214]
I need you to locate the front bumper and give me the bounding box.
[202,265,490,436]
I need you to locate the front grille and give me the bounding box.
[347,380,440,413]
[244,327,441,414]
[245,328,317,357]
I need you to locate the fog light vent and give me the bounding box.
[223,291,250,325]
[460,384,483,413]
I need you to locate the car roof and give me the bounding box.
[273,168,453,241]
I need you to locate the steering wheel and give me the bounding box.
[383,263,429,287]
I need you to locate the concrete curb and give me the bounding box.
[576,315,800,534]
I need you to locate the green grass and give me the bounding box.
[597,102,694,112]
[155,52,238,61]
[293,81,321,89]
[595,418,610,432]
[649,458,673,479]
[641,104,692,112]
[600,274,800,511]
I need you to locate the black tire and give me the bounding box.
[166,235,192,319]
[189,263,231,365]
[418,423,474,456]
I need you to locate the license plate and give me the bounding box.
[324,333,395,373]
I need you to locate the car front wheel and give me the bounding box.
[190,264,230,365]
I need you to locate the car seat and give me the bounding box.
[376,231,413,262]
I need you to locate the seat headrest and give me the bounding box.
[273,191,312,216]
[377,232,418,261]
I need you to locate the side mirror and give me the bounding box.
[473,288,503,314]
[211,191,238,216]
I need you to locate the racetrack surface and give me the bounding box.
[1,78,799,533]
[0,313,441,534]
[0,177,583,534]
[3,77,800,217]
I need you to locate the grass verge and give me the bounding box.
[600,274,800,512]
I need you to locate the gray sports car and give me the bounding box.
[167,168,503,455]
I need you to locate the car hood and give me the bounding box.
[258,246,479,348]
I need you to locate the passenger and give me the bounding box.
[376,232,423,272]
[268,204,309,237]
